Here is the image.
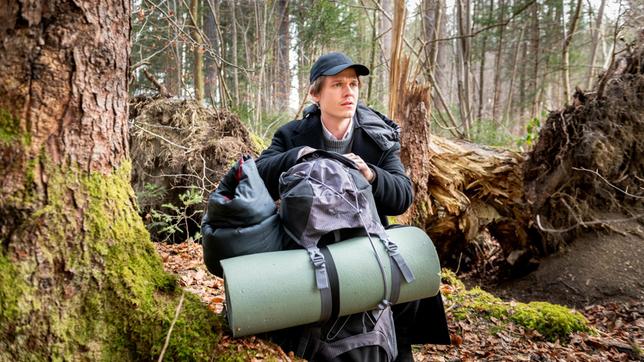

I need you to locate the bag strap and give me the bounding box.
[320,246,340,322]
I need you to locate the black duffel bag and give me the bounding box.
[201,156,287,276]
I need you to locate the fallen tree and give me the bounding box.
[397,35,643,273]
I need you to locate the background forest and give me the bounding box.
[131,0,642,146]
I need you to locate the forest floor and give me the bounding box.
[155,225,643,361]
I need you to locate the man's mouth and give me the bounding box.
[341,101,354,106]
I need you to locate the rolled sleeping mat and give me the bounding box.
[221,226,442,337]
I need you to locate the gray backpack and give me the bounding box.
[278,150,415,361]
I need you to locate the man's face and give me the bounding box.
[311,68,360,124]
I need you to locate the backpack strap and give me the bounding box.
[320,246,341,321]
[306,247,334,323]
[380,234,415,284]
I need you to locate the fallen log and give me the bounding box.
[397,35,643,272]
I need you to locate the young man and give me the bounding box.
[255,52,449,361]
[255,52,412,227]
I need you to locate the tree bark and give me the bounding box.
[585,0,606,89]
[530,1,540,118]
[477,0,492,122]
[456,0,472,137]
[503,23,526,125]
[379,0,393,108]
[230,0,240,106]
[190,0,205,102]
[0,1,222,358]
[562,0,583,103]
[204,0,220,104]
[388,0,405,117]
[275,0,290,112]
[492,0,505,122]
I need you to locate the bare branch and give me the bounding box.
[158,293,185,362]
[572,167,644,199]
[536,214,644,233]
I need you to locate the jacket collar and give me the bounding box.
[296,102,399,151]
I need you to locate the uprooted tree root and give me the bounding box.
[398,39,643,276]
[524,42,644,254]
[129,97,258,242]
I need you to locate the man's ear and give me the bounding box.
[309,90,320,104]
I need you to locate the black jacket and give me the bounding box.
[255,103,413,225]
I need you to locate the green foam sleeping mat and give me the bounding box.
[221,226,442,337]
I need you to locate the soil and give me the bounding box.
[485,216,644,308]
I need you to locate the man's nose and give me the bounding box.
[342,84,355,96]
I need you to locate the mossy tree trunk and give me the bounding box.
[0,1,223,359]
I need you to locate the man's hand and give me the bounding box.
[344,153,375,183]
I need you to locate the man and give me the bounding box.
[255,52,449,361]
[255,52,412,227]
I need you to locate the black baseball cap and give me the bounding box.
[309,52,370,83]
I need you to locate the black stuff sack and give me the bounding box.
[201,156,286,277]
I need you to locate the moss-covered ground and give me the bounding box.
[441,269,590,341]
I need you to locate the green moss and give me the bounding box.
[1,160,276,360]
[250,132,269,153]
[512,302,589,341]
[442,269,589,341]
[0,109,30,145]
[0,254,33,322]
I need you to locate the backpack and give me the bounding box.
[277,150,415,361]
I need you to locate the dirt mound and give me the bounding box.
[129,97,257,242]
[490,215,643,307]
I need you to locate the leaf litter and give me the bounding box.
[156,242,642,361]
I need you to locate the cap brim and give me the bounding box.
[322,63,370,77]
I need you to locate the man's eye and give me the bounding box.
[350,82,359,87]
[333,83,342,87]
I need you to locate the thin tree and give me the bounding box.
[388,0,406,116]
[190,0,205,102]
[492,0,506,122]
[586,0,606,89]
[562,0,583,103]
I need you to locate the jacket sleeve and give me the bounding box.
[367,143,413,216]
[255,126,305,200]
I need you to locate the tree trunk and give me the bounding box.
[456,0,472,137]
[388,0,405,117]
[275,0,290,112]
[530,1,540,118]
[519,32,527,119]
[477,0,492,122]
[171,0,184,97]
[367,7,378,104]
[0,1,222,358]
[562,0,583,103]
[585,0,606,89]
[397,60,433,227]
[379,0,393,109]
[491,0,505,123]
[231,0,240,106]
[420,0,441,125]
[190,0,205,102]
[503,24,526,125]
[204,0,220,104]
